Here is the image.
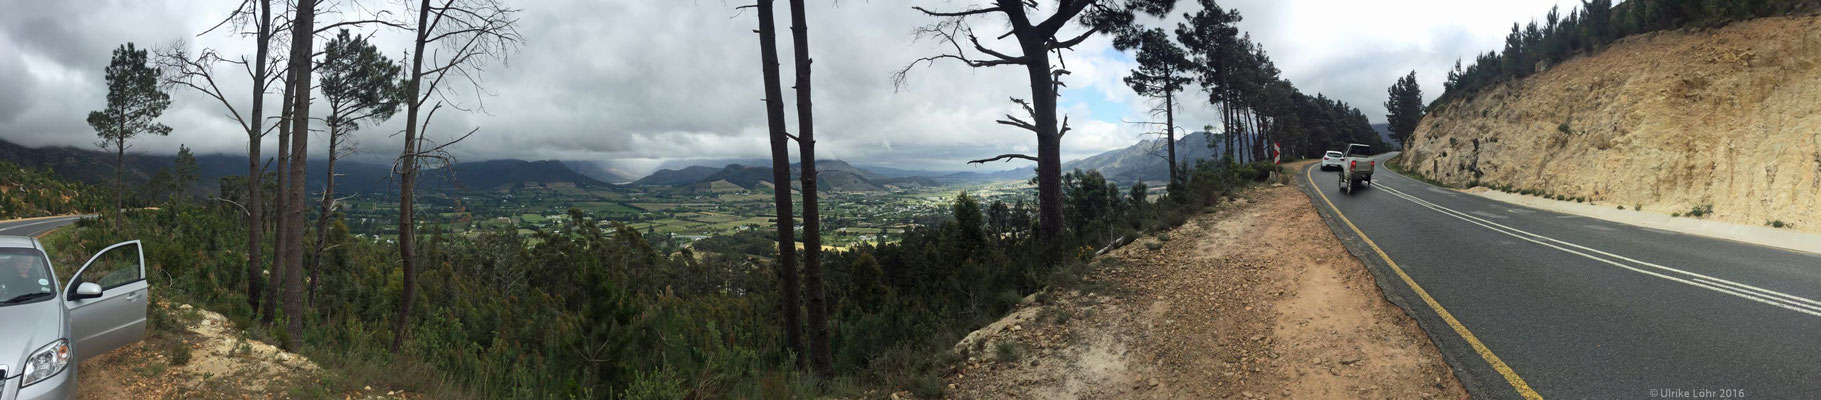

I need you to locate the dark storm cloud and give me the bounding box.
[0,0,1575,175]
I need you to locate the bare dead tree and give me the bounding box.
[786,0,832,377]
[894,0,1176,239]
[392,0,522,352]
[278,0,320,349]
[747,0,804,369]
[156,0,288,317]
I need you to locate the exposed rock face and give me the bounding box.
[1406,16,1821,231]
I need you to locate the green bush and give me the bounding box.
[166,340,192,366]
[994,340,1022,363]
[1143,241,1163,251]
[908,374,945,398]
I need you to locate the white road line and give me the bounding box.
[1507,209,1535,214]
[1585,225,1618,232]
[1375,184,1821,318]
[1555,215,1581,219]
[1470,211,1508,219]
[1640,228,1681,236]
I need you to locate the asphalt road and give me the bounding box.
[0,215,91,237]
[1295,153,1821,399]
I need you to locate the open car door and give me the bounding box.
[64,240,148,361]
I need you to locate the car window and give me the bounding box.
[0,248,55,304]
[1326,151,1342,157]
[80,242,144,290]
[1349,144,1370,155]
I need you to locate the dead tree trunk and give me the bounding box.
[263,77,293,325]
[1164,92,1176,183]
[308,125,339,305]
[281,0,316,350]
[754,0,804,368]
[786,0,832,377]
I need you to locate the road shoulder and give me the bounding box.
[938,179,1464,399]
[1293,161,1531,400]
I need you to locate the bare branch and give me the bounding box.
[967,153,1040,164]
[995,115,1036,132]
[911,5,1003,17]
[1051,28,1096,50]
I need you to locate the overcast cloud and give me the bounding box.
[0,0,1576,175]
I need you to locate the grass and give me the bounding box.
[1767,220,1793,229]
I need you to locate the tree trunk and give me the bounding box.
[787,0,832,377]
[244,0,272,315]
[1165,91,1176,184]
[282,0,315,350]
[114,136,124,217]
[264,78,292,325]
[309,124,339,306]
[1024,42,1063,240]
[393,0,433,353]
[755,0,804,369]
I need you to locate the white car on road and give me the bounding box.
[1,236,147,400]
[1319,151,1345,171]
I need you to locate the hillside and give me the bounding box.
[1060,131,1226,184]
[561,160,640,184]
[1404,15,1821,231]
[0,159,103,219]
[634,165,723,185]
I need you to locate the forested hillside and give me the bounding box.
[0,159,104,219]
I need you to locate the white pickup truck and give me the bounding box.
[1338,143,1374,194]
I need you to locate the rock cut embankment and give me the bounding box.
[1405,15,1821,231]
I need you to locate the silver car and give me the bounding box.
[1,236,147,400]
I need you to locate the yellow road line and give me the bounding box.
[1305,164,1543,400]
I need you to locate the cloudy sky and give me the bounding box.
[0,0,1576,175]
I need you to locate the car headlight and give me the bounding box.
[20,339,69,387]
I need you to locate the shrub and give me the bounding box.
[1143,241,1163,251]
[1156,232,1171,242]
[994,340,1022,363]
[166,340,192,366]
[1768,220,1790,228]
[1685,204,1714,218]
[908,375,945,398]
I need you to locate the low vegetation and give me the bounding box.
[34,157,1278,398]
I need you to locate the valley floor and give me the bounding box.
[935,181,1466,399]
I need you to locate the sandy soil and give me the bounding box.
[73,303,410,400]
[939,181,1466,399]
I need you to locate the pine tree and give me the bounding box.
[86,43,171,215]
[1383,71,1424,147]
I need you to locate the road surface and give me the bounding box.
[0,215,91,237]
[1295,153,1821,399]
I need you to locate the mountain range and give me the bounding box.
[0,138,610,195]
[3,130,1311,195]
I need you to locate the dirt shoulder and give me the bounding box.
[940,180,1466,399]
[74,303,410,400]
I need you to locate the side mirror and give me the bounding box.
[70,282,103,300]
